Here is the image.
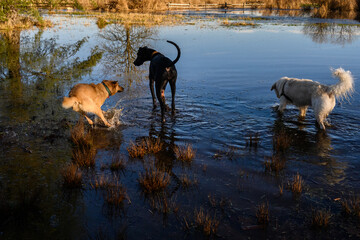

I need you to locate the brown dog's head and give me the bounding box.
[102,80,124,96]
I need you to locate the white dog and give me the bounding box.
[271,68,354,130]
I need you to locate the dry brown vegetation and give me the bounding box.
[221,19,257,27]
[256,202,269,225]
[71,122,96,167]
[91,174,111,189]
[341,194,360,218]
[194,207,219,236]
[179,174,198,188]
[264,154,286,173]
[174,144,196,163]
[105,181,129,206]
[273,130,292,152]
[62,163,82,188]
[110,154,126,171]
[127,137,164,159]
[311,208,332,228]
[290,173,303,195]
[138,164,170,194]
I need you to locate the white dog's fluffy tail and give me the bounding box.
[62,96,78,109]
[329,68,354,101]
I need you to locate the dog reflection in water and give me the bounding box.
[271,68,354,130]
[62,80,124,127]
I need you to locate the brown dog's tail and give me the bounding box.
[62,96,78,109]
[167,40,181,66]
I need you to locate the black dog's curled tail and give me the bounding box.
[166,40,181,66]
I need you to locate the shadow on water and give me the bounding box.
[271,112,347,186]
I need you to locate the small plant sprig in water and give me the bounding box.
[62,163,82,188]
[256,202,269,225]
[138,163,170,194]
[290,172,303,196]
[174,144,196,163]
[194,207,219,236]
[311,208,332,229]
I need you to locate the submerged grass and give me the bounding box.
[341,194,360,218]
[264,154,286,173]
[194,207,219,236]
[174,144,196,163]
[71,122,96,167]
[290,173,303,195]
[62,163,82,188]
[127,137,164,159]
[311,208,332,228]
[138,164,170,194]
[256,202,269,225]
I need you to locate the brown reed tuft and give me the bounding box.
[291,173,303,195]
[264,154,286,173]
[62,163,82,188]
[110,154,126,171]
[194,207,219,236]
[105,182,129,206]
[341,194,360,218]
[174,144,196,162]
[273,130,292,152]
[71,121,96,167]
[311,208,332,228]
[256,202,269,225]
[127,137,163,158]
[138,164,170,194]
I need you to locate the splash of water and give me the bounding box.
[94,100,124,127]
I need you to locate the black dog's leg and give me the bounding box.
[149,78,157,109]
[156,81,168,123]
[169,79,176,114]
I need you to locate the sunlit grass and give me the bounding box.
[174,144,196,163]
[138,164,170,194]
[194,207,219,236]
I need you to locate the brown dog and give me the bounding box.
[62,80,124,127]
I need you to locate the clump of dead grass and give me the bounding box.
[91,174,111,189]
[311,208,332,228]
[273,130,292,152]
[110,154,126,171]
[264,154,286,173]
[341,194,360,218]
[256,202,269,225]
[179,174,198,189]
[127,137,164,159]
[221,19,257,27]
[71,122,96,167]
[174,144,196,163]
[290,173,303,195]
[138,164,170,194]
[105,181,129,206]
[194,207,219,236]
[62,163,82,188]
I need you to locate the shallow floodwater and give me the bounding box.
[1,10,360,239]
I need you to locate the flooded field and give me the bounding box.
[1,9,360,239]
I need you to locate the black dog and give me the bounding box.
[133,40,181,122]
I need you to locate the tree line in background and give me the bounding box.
[1,0,360,28]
